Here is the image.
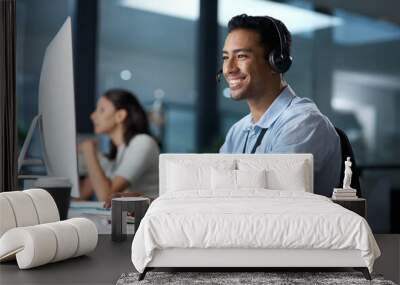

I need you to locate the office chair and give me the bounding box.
[335,127,362,197]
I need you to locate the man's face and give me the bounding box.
[222,28,271,100]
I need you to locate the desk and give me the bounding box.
[68,201,135,235]
[0,235,134,285]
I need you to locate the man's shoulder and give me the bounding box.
[289,96,319,112]
[275,96,338,141]
[281,96,327,124]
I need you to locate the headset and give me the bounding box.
[264,16,292,74]
[217,15,293,82]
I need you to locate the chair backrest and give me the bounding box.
[335,127,362,197]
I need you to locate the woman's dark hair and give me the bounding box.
[227,14,292,59]
[103,89,150,160]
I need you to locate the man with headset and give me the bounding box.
[219,14,341,196]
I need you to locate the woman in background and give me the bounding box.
[79,89,159,204]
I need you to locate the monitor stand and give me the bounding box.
[18,114,50,175]
[18,114,73,218]
[17,114,71,190]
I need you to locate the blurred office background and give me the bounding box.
[16,0,400,233]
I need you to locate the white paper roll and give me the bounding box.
[1,192,39,227]
[42,221,78,262]
[65,218,98,257]
[0,226,57,269]
[24,189,60,223]
[0,195,17,238]
[0,218,97,269]
[0,227,23,262]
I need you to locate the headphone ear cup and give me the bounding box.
[268,49,292,74]
[268,49,280,73]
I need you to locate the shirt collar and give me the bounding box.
[243,85,296,131]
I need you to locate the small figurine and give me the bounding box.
[343,157,353,189]
[332,157,357,199]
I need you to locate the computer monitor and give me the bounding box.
[18,17,79,198]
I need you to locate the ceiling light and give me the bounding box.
[120,0,342,34]
[120,70,132,81]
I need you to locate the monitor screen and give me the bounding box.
[38,17,79,197]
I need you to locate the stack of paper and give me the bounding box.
[332,188,358,200]
[68,201,135,235]
[69,201,135,223]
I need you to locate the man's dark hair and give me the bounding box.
[228,14,292,59]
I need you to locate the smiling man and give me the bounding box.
[219,14,341,196]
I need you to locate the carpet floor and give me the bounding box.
[116,271,396,285]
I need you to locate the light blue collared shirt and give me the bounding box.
[219,86,341,196]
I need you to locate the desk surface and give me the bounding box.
[0,235,134,285]
[68,201,135,234]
